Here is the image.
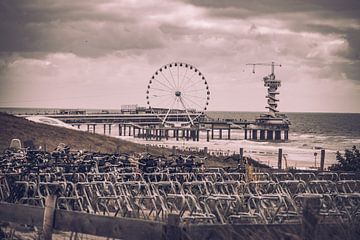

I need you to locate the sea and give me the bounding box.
[1,108,360,168]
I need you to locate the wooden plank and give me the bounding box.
[0,202,44,226]
[54,209,164,240]
[165,214,181,240]
[185,224,302,240]
[42,196,57,240]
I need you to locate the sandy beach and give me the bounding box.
[116,135,338,169]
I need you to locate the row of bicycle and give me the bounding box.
[1,168,359,183]
[1,171,360,224]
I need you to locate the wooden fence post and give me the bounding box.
[302,197,320,240]
[42,195,57,240]
[320,149,325,171]
[204,147,208,156]
[165,214,181,240]
[239,148,244,165]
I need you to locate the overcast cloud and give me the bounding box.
[0,0,359,112]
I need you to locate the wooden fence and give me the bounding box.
[0,200,359,240]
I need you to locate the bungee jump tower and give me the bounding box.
[246,62,290,141]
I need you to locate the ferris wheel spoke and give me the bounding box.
[182,93,207,100]
[179,97,194,125]
[181,97,202,123]
[152,79,174,92]
[180,67,188,90]
[177,65,180,90]
[152,94,174,106]
[151,93,173,98]
[182,78,204,92]
[160,71,176,90]
[184,73,202,87]
[183,88,205,93]
[168,67,178,89]
[150,87,173,93]
[162,98,177,125]
[179,71,197,91]
[151,91,173,101]
[182,69,203,87]
[182,95,204,110]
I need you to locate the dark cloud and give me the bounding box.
[0,0,164,58]
[179,0,360,81]
[181,0,360,19]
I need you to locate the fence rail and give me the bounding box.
[0,201,164,240]
[1,201,359,240]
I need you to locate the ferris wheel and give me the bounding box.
[146,62,210,126]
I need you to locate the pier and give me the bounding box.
[39,107,288,142]
[58,113,254,142]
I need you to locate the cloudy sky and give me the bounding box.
[0,0,359,112]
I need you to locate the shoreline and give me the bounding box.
[24,115,350,170]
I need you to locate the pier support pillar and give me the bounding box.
[211,124,214,139]
[284,130,289,140]
[204,147,208,155]
[260,130,265,140]
[108,124,112,135]
[145,129,149,140]
[267,130,273,140]
[219,129,222,139]
[275,130,281,140]
[278,148,283,170]
[123,125,126,136]
[176,129,179,141]
[128,126,131,136]
[228,125,231,140]
[320,149,325,171]
[207,129,210,142]
[196,130,199,141]
[244,129,248,140]
[252,130,258,140]
[103,124,106,135]
[133,126,136,137]
[87,124,90,132]
[93,124,96,134]
[118,124,122,136]
[78,125,80,129]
